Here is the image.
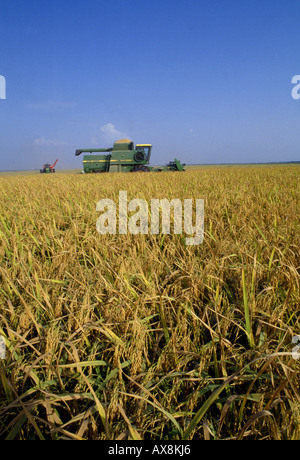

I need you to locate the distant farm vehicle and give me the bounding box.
[75,139,185,173]
[40,159,59,174]
[155,158,186,172]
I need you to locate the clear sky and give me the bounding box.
[1,0,300,170]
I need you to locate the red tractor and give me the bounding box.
[40,159,59,173]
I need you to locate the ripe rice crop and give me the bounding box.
[0,165,299,440]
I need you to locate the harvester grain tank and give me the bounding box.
[40,159,59,173]
[75,139,185,173]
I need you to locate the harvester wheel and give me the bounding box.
[132,165,150,172]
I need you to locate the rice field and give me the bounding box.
[0,165,299,440]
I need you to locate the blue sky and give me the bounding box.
[0,0,300,170]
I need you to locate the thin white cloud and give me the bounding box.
[27,100,77,110]
[33,137,67,146]
[100,123,127,143]
[89,137,99,146]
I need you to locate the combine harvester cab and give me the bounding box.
[75,139,185,173]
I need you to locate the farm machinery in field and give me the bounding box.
[75,139,185,173]
[40,159,59,173]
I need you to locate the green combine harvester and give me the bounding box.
[75,139,185,173]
